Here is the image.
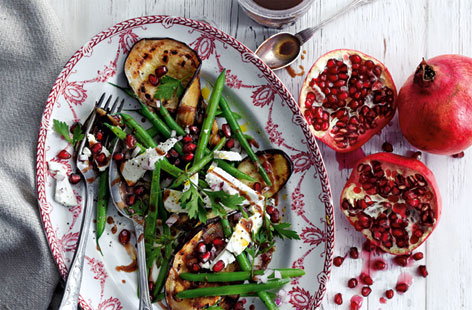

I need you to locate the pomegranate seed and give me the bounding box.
[182,135,193,143]
[334,293,343,305]
[118,229,130,245]
[361,286,372,297]
[213,237,225,247]
[95,130,104,141]
[395,282,409,293]
[393,255,409,267]
[212,260,225,272]
[385,289,394,299]
[418,265,428,277]
[350,54,362,64]
[373,260,386,270]
[333,256,344,267]
[270,209,280,223]
[382,142,393,152]
[68,173,81,184]
[126,194,136,206]
[57,150,72,159]
[191,263,200,272]
[155,65,168,78]
[360,273,373,285]
[266,205,275,215]
[221,124,232,137]
[133,186,145,196]
[412,151,422,160]
[183,143,197,153]
[253,182,262,192]
[452,151,465,158]
[327,59,336,68]
[412,252,424,261]
[363,240,377,252]
[148,74,158,86]
[125,134,137,149]
[168,149,179,158]
[196,242,207,253]
[200,252,211,262]
[347,278,358,288]
[189,125,199,133]
[69,122,81,133]
[349,247,359,259]
[113,152,124,161]
[225,138,235,149]
[182,153,194,161]
[95,153,107,164]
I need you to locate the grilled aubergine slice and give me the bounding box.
[165,222,239,310]
[237,149,293,198]
[124,38,202,112]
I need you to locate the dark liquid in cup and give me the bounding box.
[253,0,303,10]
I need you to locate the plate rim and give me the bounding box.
[36,15,335,310]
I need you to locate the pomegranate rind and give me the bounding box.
[398,55,472,155]
[340,152,441,255]
[299,49,397,153]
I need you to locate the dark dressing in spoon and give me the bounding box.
[254,0,303,10]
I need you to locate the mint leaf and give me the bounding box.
[272,222,300,240]
[53,119,73,144]
[154,76,184,100]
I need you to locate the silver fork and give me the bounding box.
[59,93,124,310]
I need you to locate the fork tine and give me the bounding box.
[110,98,125,114]
[102,95,113,110]
[109,97,120,113]
[118,99,125,113]
[95,93,106,108]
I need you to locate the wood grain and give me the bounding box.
[47,0,472,309]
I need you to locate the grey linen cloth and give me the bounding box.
[0,0,69,308]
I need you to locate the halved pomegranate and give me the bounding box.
[300,49,397,152]
[340,152,441,255]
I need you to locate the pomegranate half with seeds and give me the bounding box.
[300,49,397,152]
[340,153,441,255]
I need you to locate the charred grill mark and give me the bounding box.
[162,55,168,63]
[143,53,150,60]
[171,49,178,55]
[180,60,186,67]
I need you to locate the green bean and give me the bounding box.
[219,96,272,186]
[170,137,226,188]
[214,159,257,182]
[147,126,159,138]
[96,171,109,249]
[120,113,157,148]
[159,105,186,137]
[103,123,145,151]
[240,291,277,299]
[220,218,278,310]
[154,292,165,301]
[215,108,242,120]
[145,161,161,271]
[176,278,289,299]
[194,70,226,162]
[180,268,305,282]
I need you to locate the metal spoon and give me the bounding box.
[108,143,153,310]
[255,0,377,70]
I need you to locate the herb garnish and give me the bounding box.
[154,76,185,100]
[53,119,84,145]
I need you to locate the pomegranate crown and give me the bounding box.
[413,58,436,88]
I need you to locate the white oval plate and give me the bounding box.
[36,16,334,310]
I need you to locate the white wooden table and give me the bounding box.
[48,0,472,309]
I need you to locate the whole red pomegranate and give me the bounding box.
[340,153,441,255]
[398,55,472,155]
[300,49,397,152]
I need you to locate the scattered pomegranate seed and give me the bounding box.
[182,153,194,161]
[148,74,158,86]
[95,153,107,164]
[269,209,281,223]
[95,130,104,141]
[349,247,359,259]
[382,141,393,152]
[200,252,211,262]
[118,229,130,245]
[183,143,197,153]
[395,282,409,293]
[412,151,422,160]
[266,205,275,215]
[412,252,424,261]
[113,152,124,161]
[125,134,137,149]
[253,182,262,192]
[133,186,145,196]
[385,289,394,299]
[68,173,81,184]
[333,256,344,267]
[168,149,179,158]
[91,143,102,154]
[196,242,207,253]
[155,65,168,78]
[191,263,200,272]
[221,124,232,138]
[213,237,225,247]
[418,265,428,277]
[126,194,136,206]
[182,135,193,143]
[347,278,358,288]
[361,286,372,297]
[373,260,386,270]
[360,273,373,285]
[393,255,409,267]
[57,150,72,159]
[334,293,343,305]
[69,122,81,133]
[225,138,235,149]
[452,151,465,158]
[212,260,225,272]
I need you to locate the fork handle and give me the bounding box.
[59,182,96,310]
[134,222,153,310]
